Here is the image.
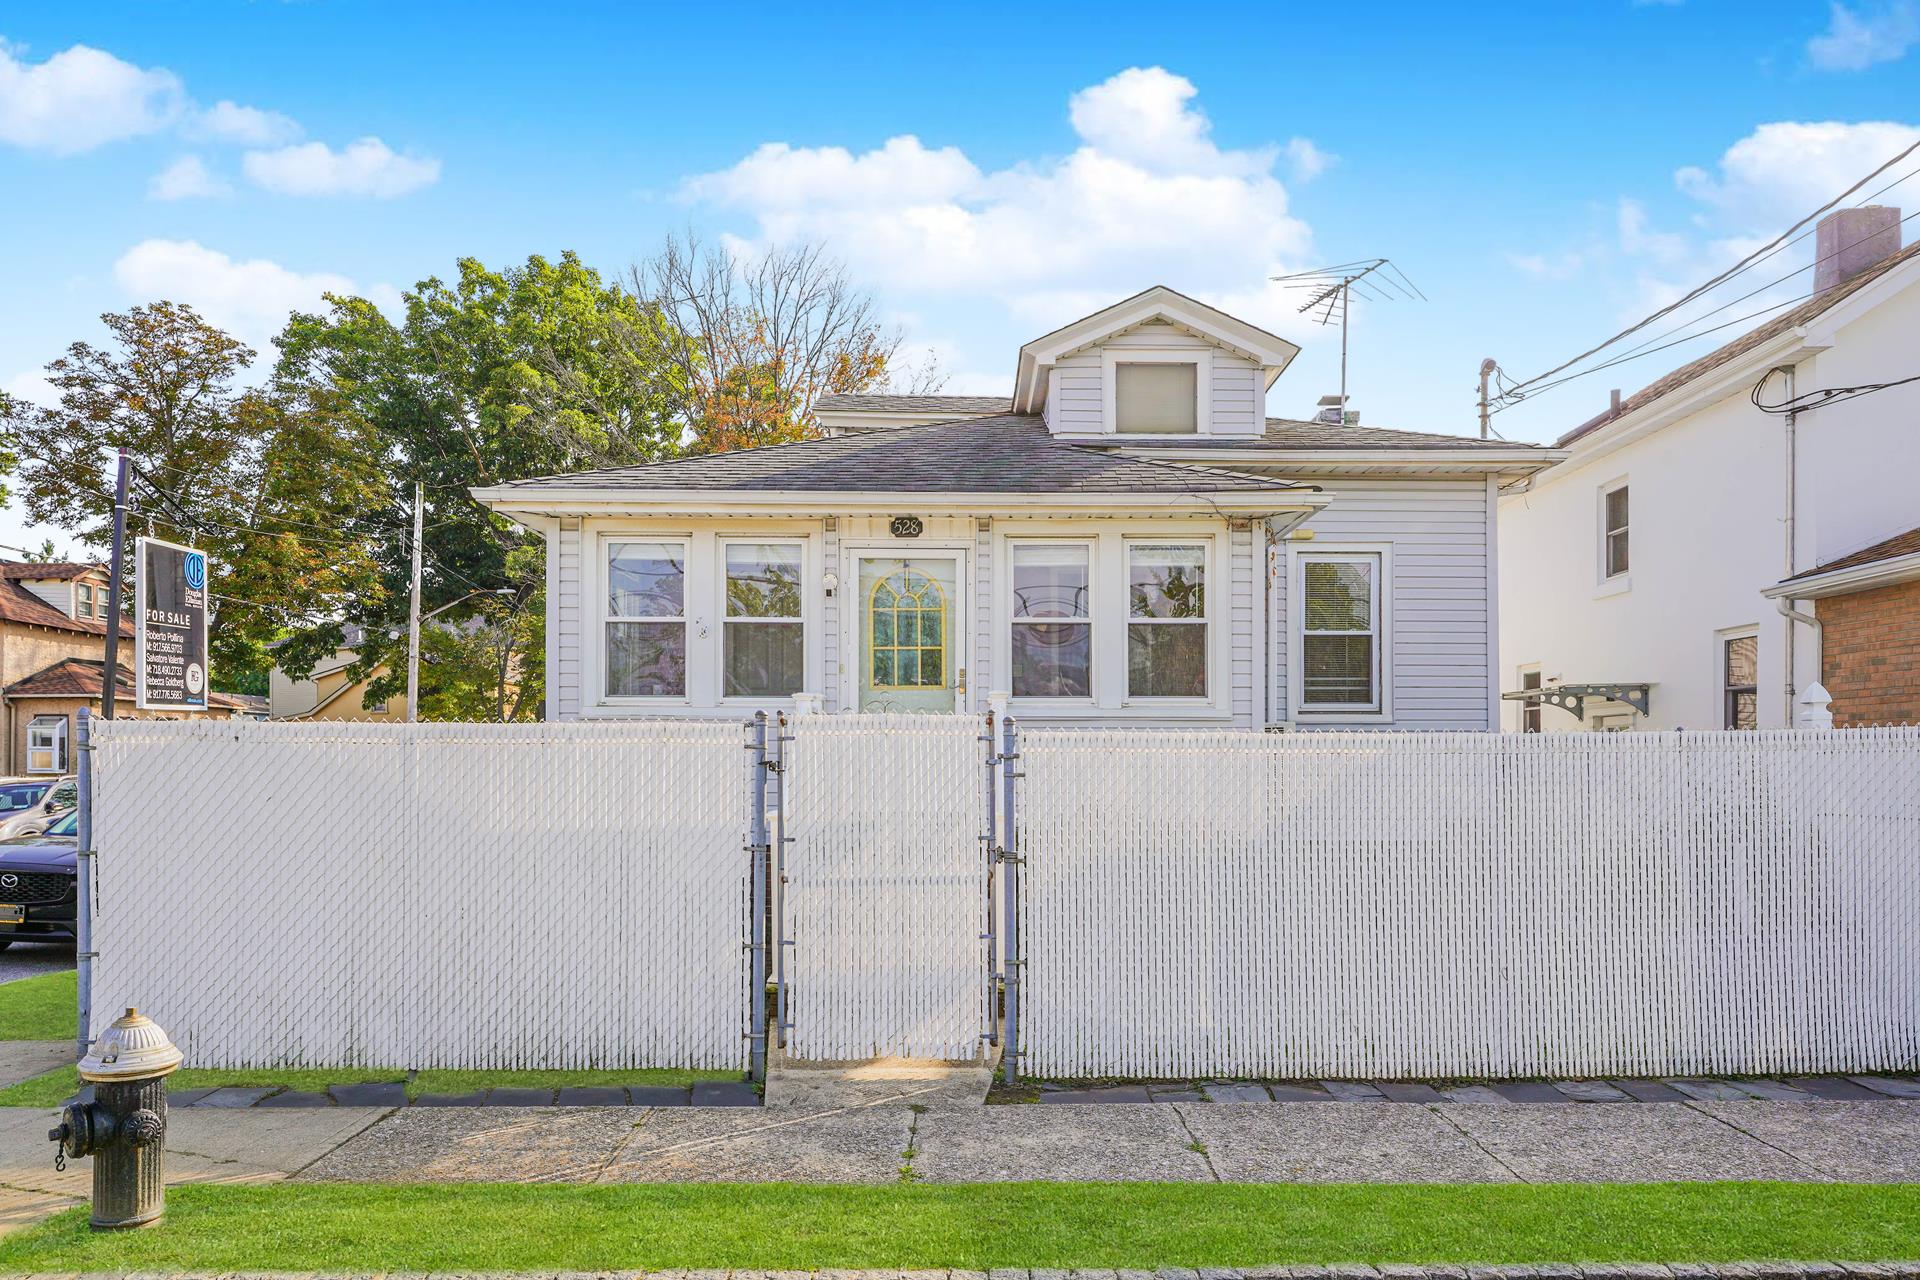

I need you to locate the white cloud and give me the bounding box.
[1507,250,1587,281]
[1284,138,1334,183]
[186,99,300,146]
[112,239,385,353]
[681,66,1316,336]
[1807,2,1919,69]
[0,38,183,153]
[242,136,440,198]
[1673,120,1920,232]
[148,155,231,201]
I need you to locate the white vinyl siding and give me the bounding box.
[1271,478,1494,729]
[554,517,583,720]
[1043,321,1263,437]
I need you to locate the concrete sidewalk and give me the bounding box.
[285,1098,1920,1186]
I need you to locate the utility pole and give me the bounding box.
[1478,358,1497,440]
[100,449,130,719]
[406,481,423,722]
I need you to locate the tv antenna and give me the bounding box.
[1270,258,1424,420]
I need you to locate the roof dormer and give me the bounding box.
[1011,286,1301,440]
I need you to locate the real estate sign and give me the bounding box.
[136,537,211,711]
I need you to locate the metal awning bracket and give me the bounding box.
[1500,682,1652,722]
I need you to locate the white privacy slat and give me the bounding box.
[1020,727,1920,1080]
[91,719,747,1070]
[783,715,984,1061]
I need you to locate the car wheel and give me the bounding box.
[0,937,12,952]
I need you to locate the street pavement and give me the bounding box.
[0,938,72,985]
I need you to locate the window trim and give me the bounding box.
[75,583,94,619]
[1100,346,1213,437]
[1719,627,1759,731]
[599,533,694,705]
[718,536,809,704]
[1006,538,1096,704]
[1123,537,1213,703]
[26,714,68,774]
[1597,477,1631,594]
[1286,542,1395,724]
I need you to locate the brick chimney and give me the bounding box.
[1815,205,1902,293]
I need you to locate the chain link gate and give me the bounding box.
[759,712,1018,1068]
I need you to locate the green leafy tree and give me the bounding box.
[273,252,685,715]
[1,303,388,690]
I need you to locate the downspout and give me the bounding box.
[1780,364,1800,723]
[1775,596,1822,689]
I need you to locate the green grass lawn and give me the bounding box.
[0,970,74,1040]
[2,1182,1918,1272]
[0,1062,735,1108]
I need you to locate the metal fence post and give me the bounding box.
[74,707,95,1061]
[773,711,793,1048]
[980,710,999,1049]
[746,712,770,1082]
[999,713,1021,1083]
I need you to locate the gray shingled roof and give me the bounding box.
[488,414,1305,495]
[1102,418,1538,451]
[814,393,1010,415]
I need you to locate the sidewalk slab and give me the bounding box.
[1438,1102,1815,1182]
[0,1040,68,1090]
[600,1105,913,1183]
[299,1105,635,1183]
[1177,1103,1510,1183]
[912,1102,1211,1182]
[765,1065,989,1109]
[1690,1100,1920,1181]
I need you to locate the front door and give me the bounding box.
[856,553,963,712]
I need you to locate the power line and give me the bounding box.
[1751,367,1920,415]
[1495,138,1920,402]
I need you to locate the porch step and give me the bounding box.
[764,1053,997,1108]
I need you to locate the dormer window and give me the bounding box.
[75,583,94,618]
[1100,346,1211,436]
[1115,361,1198,434]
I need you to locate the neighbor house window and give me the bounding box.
[1520,667,1543,733]
[1301,553,1381,710]
[606,541,686,697]
[1723,633,1758,730]
[1010,543,1092,698]
[1115,362,1198,434]
[1127,543,1207,698]
[26,715,67,773]
[1603,483,1629,578]
[75,583,94,618]
[724,542,804,697]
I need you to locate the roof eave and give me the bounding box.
[473,486,1332,519]
[1116,446,1567,478]
[1762,549,1920,600]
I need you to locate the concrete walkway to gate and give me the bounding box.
[281,1098,1920,1185]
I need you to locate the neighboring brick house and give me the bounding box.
[1764,527,1920,726]
[1,560,248,774]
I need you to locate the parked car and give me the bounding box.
[0,778,55,815]
[0,776,76,840]
[0,807,76,949]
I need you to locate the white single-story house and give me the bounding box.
[476,288,1561,729]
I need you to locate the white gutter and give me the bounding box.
[1760,548,1920,599]
[472,486,1333,520]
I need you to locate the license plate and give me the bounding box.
[0,904,22,927]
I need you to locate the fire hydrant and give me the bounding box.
[48,1008,183,1230]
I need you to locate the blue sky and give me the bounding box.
[3,0,1918,553]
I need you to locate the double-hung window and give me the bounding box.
[606,541,687,697]
[26,715,66,773]
[1126,543,1207,698]
[75,583,94,618]
[724,542,804,697]
[1722,633,1758,730]
[1300,553,1381,710]
[1602,483,1629,579]
[1010,543,1092,698]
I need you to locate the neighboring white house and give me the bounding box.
[478,287,1559,729]
[1499,206,1920,732]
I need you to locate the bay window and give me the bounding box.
[27,715,67,773]
[606,541,687,697]
[1127,542,1208,698]
[1010,543,1092,698]
[724,542,804,697]
[1300,552,1381,711]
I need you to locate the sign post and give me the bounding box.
[135,538,210,712]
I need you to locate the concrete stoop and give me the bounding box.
[764,1049,999,1108]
